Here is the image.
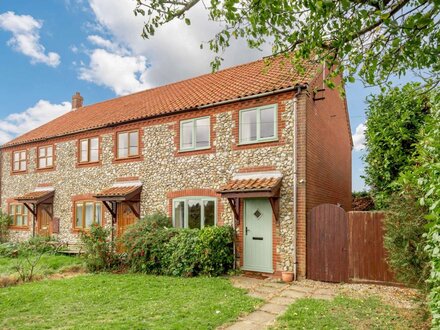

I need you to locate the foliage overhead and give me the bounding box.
[134,0,440,87]
[363,83,431,208]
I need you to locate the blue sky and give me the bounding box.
[0,0,404,192]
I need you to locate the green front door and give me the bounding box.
[243,198,273,273]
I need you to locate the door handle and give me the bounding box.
[245,227,250,235]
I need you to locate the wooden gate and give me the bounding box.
[307,204,397,284]
[307,204,349,282]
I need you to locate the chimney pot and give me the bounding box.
[72,92,83,110]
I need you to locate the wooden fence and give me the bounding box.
[307,204,397,284]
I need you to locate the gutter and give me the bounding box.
[1,84,307,150]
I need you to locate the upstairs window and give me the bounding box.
[9,204,29,227]
[12,150,27,172]
[180,117,210,151]
[117,130,139,159]
[239,104,278,144]
[38,146,54,169]
[79,137,99,163]
[74,201,102,230]
[173,197,216,229]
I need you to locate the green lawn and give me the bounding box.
[0,274,260,329]
[0,254,84,278]
[272,295,428,330]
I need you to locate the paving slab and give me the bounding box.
[288,285,316,293]
[262,282,289,289]
[268,296,296,306]
[225,320,259,330]
[245,311,277,324]
[248,291,273,300]
[254,285,280,294]
[260,303,288,314]
[280,289,308,299]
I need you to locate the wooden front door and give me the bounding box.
[243,198,273,273]
[37,204,52,237]
[116,202,138,238]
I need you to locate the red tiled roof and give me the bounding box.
[3,56,319,147]
[94,186,141,198]
[219,177,282,193]
[15,190,54,202]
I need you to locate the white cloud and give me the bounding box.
[0,100,71,145]
[79,48,150,96]
[352,123,366,151]
[0,11,60,67]
[82,0,270,89]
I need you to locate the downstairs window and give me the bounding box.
[173,197,216,229]
[74,201,102,230]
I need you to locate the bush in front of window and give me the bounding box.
[197,226,234,276]
[80,225,119,272]
[121,212,235,277]
[0,211,12,243]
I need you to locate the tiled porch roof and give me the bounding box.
[94,186,141,198]
[15,190,54,204]
[218,177,282,194]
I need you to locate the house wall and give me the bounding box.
[295,71,352,278]
[1,91,300,274]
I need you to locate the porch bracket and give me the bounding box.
[102,201,117,219]
[268,197,280,222]
[124,201,140,219]
[227,198,241,225]
[23,202,37,217]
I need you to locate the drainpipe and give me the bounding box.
[292,84,306,280]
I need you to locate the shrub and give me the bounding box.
[80,225,117,272]
[0,242,19,257]
[164,229,200,277]
[197,226,234,276]
[122,212,178,273]
[384,181,430,289]
[0,211,12,243]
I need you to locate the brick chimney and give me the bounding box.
[72,92,83,110]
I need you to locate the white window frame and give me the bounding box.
[239,104,278,144]
[12,150,27,172]
[179,116,211,151]
[172,196,217,229]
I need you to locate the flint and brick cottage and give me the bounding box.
[0,56,352,278]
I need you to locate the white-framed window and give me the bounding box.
[74,201,102,230]
[180,117,210,151]
[12,150,27,172]
[239,104,278,144]
[117,130,139,159]
[79,137,99,163]
[38,145,54,169]
[173,197,216,229]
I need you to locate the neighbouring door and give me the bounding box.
[243,198,273,273]
[37,204,52,237]
[116,202,138,238]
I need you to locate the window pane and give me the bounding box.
[20,160,26,170]
[47,147,53,157]
[80,140,88,162]
[46,156,53,167]
[20,151,26,160]
[9,205,14,215]
[260,107,276,139]
[241,110,257,142]
[174,201,185,228]
[76,204,83,228]
[85,203,94,228]
[203,201,215,227]
[40,148,46,157]
[14,152,19,161]
[16,215,22,226]
[195,118,210,148]
[13,161,19,171]
[129,132,139,156]
[181,121,193,149]
[90,138,99,162]
[118,133,128,158]
[95,204,102,225]
[39,158,46,168]
[23,215,28,226]
[187,200,201,229]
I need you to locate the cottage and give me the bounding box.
[0,56,352,278]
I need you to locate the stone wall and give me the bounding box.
[1,91,298,273]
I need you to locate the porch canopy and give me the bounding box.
[14,188,54,218]
[94,180,142,220]
[217,172,283,223]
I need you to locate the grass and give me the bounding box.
[0,273,260,329]
[272,295,428,330]
[0,254,84,278]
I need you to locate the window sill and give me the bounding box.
[11,170,28,175]
[113,155,143,164]
[36,166,55,173]
[9,226,30,231]
[237,138,279,146]
[76,161,101,168]
[178,146,211,153]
